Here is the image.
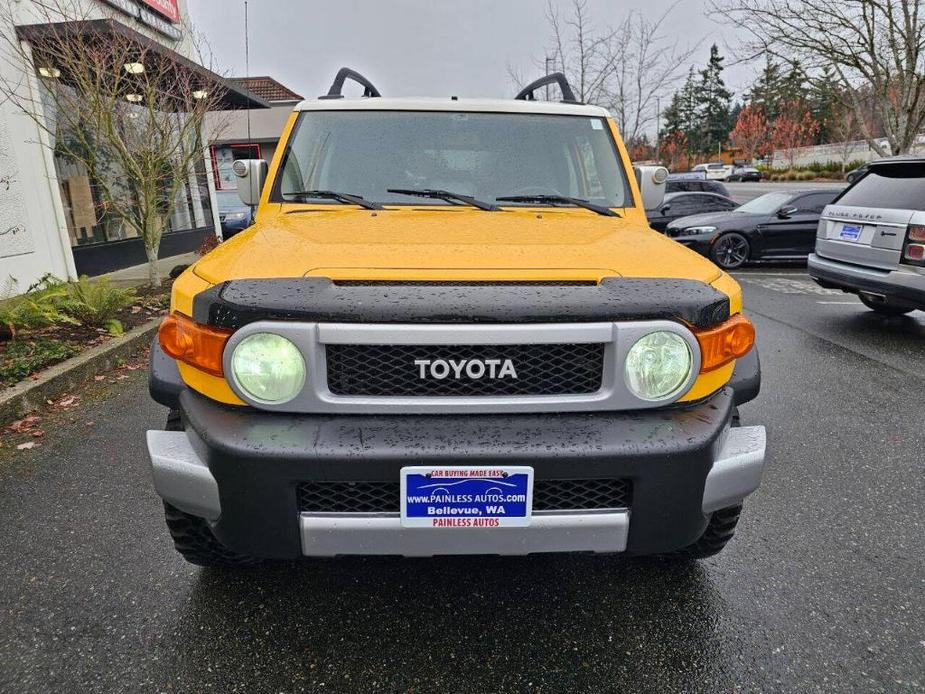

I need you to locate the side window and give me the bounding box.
[795,193,836,214]
[667,195,697,216]
[704,197,732,212]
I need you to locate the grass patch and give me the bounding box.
[0,338,79,386]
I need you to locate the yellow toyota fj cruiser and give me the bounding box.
[147,69,765,565]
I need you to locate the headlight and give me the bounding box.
[230,333,305,404]
[677,226,717,236]
[624,331,693,401]
[225,211,247,221]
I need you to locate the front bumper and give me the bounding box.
[808,253,925,309]
[146,385,766,558]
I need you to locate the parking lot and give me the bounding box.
[0,267,922,692]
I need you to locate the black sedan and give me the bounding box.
[665,189,841,269]
[646,192,738,232]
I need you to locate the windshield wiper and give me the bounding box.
[387,188,499,211]
[496,194,620,217]
[283,190,383,210]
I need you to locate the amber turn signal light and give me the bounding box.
[693,314,755,373]
[159,313,233,377]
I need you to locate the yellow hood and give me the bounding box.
[193,206,723,285]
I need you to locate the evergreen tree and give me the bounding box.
[697,44,734,157]
[662,67,701,154]
[746,57,785,121]
[781,61,810,106]
[809,66,840,144]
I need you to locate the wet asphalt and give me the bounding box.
[0,269,923,693]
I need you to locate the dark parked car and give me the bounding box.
[217,190,255,239]
[665,189,841,269]
[665,177,730,197]
[647,192,738,232]
[728,166,761,182]
[845,164,869,184]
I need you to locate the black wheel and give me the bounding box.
[710,232,750,269]
[163,502,261,567]
[669,504,743,559]
[858,295,914,316]
[160,410,260,567]
[165,409,183,431]
[662,406,743,560]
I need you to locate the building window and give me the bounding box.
[55,144,213,247]
[211,143,262,190]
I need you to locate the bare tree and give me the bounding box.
[538,0,698,143]
[711,0,925,156]
[608,5,700,144]
[0,0,229,286]
[829,104,865,171]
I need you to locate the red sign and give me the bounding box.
[140,0,179,23]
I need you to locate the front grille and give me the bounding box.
[297,479,631,513]
[325,343,605,397]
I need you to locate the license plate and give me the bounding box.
[400,466,533,528]
[838,223,863,241]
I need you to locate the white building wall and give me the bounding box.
[0,24,75,289]
[771,136,925,170]
[0,0,201,292]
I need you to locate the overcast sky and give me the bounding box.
[188,0,752,102]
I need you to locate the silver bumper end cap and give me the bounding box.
[702,425,766,514]
[299,510,630,557]
[146,430,221,521]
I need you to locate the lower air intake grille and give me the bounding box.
[325,343,605,397]
[297,479,631,513]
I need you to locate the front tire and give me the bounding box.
[669,505,743,559]
[161,409,260,567]
[858,294,915,316]
[710,232,750,270]
[163,502,261,567]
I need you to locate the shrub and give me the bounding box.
[62,276,136,328]
[0,275,78,336]
[197,234,221,257]
[0,338,79,385]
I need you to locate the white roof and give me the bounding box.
[294,96,611,118]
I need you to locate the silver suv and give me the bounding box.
[808,158,925,315]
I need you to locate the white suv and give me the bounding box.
[808,158,925,315]
[692,162,733,181]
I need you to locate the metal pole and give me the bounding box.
[655,97,661,163]
[545,56,553,99]
[245,0,251,143]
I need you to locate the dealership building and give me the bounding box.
[0,0,267,290]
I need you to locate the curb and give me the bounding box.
[0,318,161,423]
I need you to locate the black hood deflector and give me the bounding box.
[192,277,730,330]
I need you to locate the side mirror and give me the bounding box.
[777,205,798,219]
[634,165,669,211]
[659,204,671,215]
[233,159,268,206]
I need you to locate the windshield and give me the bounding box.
[216,191,246,213]
[273,111,632,207]
[736,191,793,215]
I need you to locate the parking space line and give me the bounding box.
[816,301,858,305]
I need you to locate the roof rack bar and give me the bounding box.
[320,67,381,100]
[514,72,579,104]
